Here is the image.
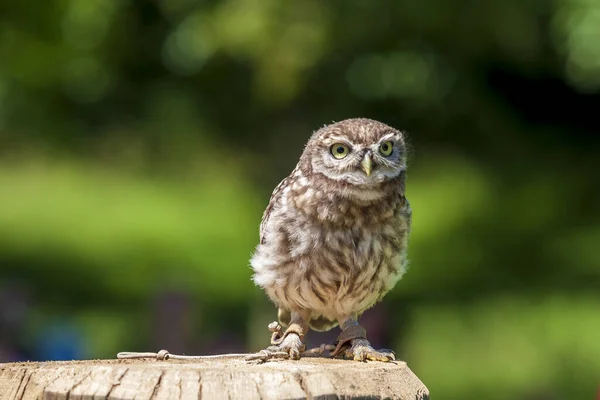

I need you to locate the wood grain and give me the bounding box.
[0,357,429,400]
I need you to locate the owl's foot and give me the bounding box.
[266,331,305,359]
[244,336,305,362]
[245,321,307,362]
[344,338,395,362]
[330,322,395,362]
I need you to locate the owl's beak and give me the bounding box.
[361,153,372,176]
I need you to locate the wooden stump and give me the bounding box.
[0,357,429,399]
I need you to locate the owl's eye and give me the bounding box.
[379,141,394,156]
[330,143,350,159]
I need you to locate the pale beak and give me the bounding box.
[361,153,372,176]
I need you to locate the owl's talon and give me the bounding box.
[289,347,300,360]
[344,340,396,362]
[249,332,305,362]
[245,349,289,362]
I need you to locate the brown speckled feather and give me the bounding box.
[259,176,289,245]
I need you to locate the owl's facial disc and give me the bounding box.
[304,120,407,192]
[313,136,405,187]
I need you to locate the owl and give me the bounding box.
[250,118,411,361]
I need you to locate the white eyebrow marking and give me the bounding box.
[378,132,398,143]
[324,135,356,146]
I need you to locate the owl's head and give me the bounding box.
[302,118,407,187]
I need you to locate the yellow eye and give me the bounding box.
[379,141,393,156]
[330,143,350,159]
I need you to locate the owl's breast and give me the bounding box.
[251,183,411,318]
[262,215,408,314]
[283,218,409,318]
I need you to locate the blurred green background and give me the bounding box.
[0,0,599,398]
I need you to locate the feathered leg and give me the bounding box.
[332,316,395,362]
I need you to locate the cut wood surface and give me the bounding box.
[0,356,429,400]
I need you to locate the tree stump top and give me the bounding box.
[0,356,429,400]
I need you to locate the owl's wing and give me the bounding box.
[259,174,292,245]
[400,196,412,230]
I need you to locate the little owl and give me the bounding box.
[250,118,411,362]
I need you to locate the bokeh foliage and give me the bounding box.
[0,0,599,398]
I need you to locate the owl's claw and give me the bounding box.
[246,320,307,363]
[343,339,396,362]
[245,349,289,362]
[246,332,305,362]
[268,332,306,360]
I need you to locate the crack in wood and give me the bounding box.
[65,371,92,400]
[105,368,129,399]
[293,372,309,399]
[176,373,183,400]
[197,370,202,400]
[11,369,27,400]
[18,371,32,400]
[149,371,165,400]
